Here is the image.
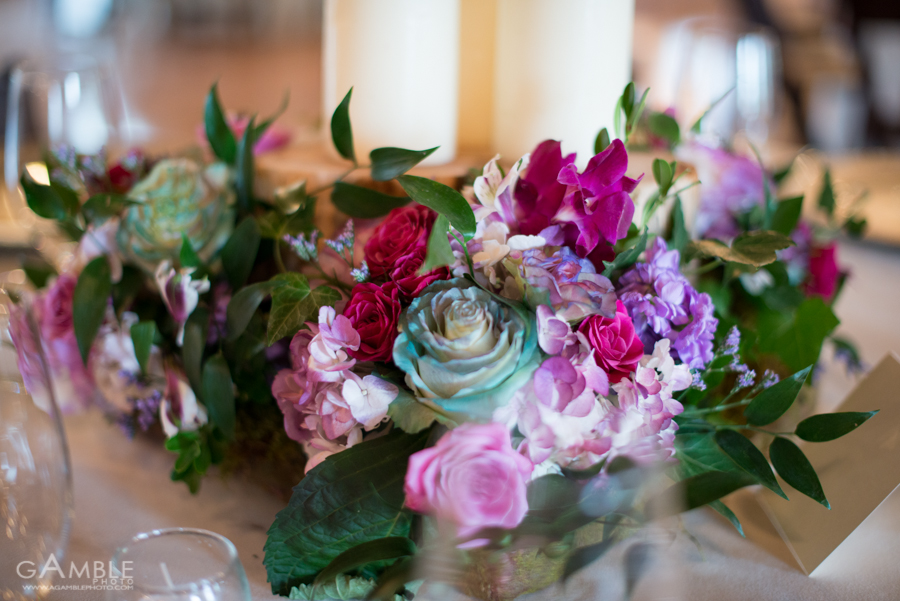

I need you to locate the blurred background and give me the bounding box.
[0,0,898,244]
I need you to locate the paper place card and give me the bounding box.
[733,353,900,575]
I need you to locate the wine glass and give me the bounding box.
[3,54,123,223]
[108,528,252,601]
[0,287,74,598]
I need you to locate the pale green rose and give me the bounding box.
[117,158,235,271]
[393,278,540,420]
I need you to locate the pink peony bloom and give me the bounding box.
[806,243,839,299]
[404,423,533,543]
[578,300,644,384]
[343,282,401,362]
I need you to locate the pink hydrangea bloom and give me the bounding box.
[404,423,533,544]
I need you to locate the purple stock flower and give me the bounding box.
[619,238,718,369]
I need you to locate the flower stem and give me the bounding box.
[273,238,287,273]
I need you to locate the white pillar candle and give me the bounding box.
[322,0,460,165]
[492,0,635,165]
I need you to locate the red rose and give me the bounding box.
[578,300,644,383]
[343,282,402,362]
[390,254,451,301]
[364,204,436,280]
[806,243,839,300]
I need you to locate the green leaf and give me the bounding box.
[418,214,454,275]
[202,353,235,440]
[22,257,57,289]
[648,112,680,145]
[289,576,384,601]
[818,169,835,216]
[396,175,476,239]
[73,257,112,364]
[744,366,811,426]
[369,147,438,181]
[130,321,157,375]
[769,437,830,508]
[715,430,787,498]
[226,281,278,342]
[670,197,689,253]
[772,158,795,185]
[263,430,429,595]
[331,88,356,163]
[179,233,202,269]
[267,274,341,345]
[221,217,261,289]
[253,90,290,141]
[689,230,794,267]
[844,216,867,238]
[675,433,741,477]
[313,538,416,590]
[758,298,839,373]
[182,308,209,393]
[386,389,438,434]
[563,539,616,582]
[82,193,132,222]
[20,171,68,220]
[652,159,674,197]
[367,557,414,601]
[204,82,237,164]
[657,470,757,515]
[594,128,611,154]
[710,500,744,537]
[770,196,803,236]
[235,115,256,211]
[690,86,735,133]
[331,182,410,219]
[795,411,878,442]
[602,229,648,278]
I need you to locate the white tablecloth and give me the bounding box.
[58,239,900,600]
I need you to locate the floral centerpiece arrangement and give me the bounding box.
[12,83,876,600]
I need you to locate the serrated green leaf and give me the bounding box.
[263,430,429,595]
[396,175,476,239]
[313,537,416,591]
[602,229,648,278]
[769,437,830,508]
[205,82,237,164]
[235,115,256,211]
[648,112,681,145]
[795,411,878,442]
[221,217,261,289]
[818,169,835,216]
[715,429,787,498]
[331,182,410,219]
[226,281,278,341]
[267,274,341,345]
[180,233,202,269]
[331,88,355,163]
[594,128,611,154]
[202,353,235,440]
[369,147,438,181]
[770,195,803,236]
[418,214,454,275]
[744,366,811,426]
[130,321,157,375]
[73,257,112,364]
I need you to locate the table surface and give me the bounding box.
[53,238,900,601]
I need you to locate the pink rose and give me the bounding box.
[343,282,401,362]
[363,204,435,280]
[806,243,839,300]
[404,423,533,542]
[578,300,644,384]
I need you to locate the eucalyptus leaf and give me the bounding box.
[263,430,429,595]
[795,411,878,442]
[226,281,279,341]
[331,182,410,219]
[418,214,454,275]
[769,437,830,508]
[396,175,476,239]
[369,147,438,181]
[744,366,811,426]
[221,217,261,289]
[331,88,355,163]
[130,321,157,376]
[204,82,237,164]
[715,429,786,498]
[202,354,235,441]
[73,257,112,364]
